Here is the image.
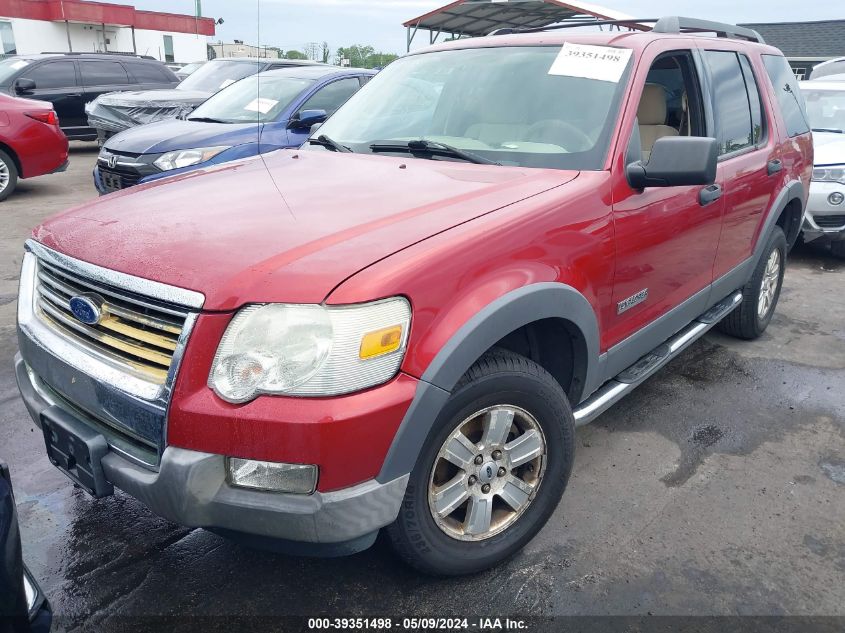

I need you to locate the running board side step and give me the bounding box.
[572,291,742,427]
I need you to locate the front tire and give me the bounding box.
[0,150,19,202]
[387,349,575,576]
[831,240,845,259]
[718,226,787,340]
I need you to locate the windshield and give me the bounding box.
[803,87,845,133]
[314,45,631,170]
[0,57,32,84]
[178,60,261,93]
[189,74,315,123]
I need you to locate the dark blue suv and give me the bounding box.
[93,66,375,193]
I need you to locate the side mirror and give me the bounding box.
[626,136,718,189]
[14,78,36,94]
[290,109,327,129]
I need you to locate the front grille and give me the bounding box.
[34,259,189,385]
[98,165,142,192]
[814,214,845,229]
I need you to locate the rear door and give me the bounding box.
[702,48,782,281]
[17,59,84,130]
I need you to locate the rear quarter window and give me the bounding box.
[762,55,810,137]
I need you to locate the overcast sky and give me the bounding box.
[111,0,843,54]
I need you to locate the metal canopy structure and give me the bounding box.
[403,0,642,50]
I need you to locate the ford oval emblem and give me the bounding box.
[69,295,103,326]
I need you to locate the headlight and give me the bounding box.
[209,297,411,403]
[812,166,845,184]
[153,146,229,171]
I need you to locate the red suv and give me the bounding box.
[15,17,812,575]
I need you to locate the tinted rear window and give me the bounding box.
[80,60,130,86]
[128,63,174,83]
[762,55,810,137]
[704,50,755,155]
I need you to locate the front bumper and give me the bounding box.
[803,180,845,241]
[15,353,409,547]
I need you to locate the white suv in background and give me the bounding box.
[801,80,845,257]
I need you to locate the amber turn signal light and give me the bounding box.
[359,325,403,359]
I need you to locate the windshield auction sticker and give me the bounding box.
[244,97,279,114]
[548,43,632,82]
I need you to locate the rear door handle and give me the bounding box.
[699,184,722,206]
[767,159,783,176]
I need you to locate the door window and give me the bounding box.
[703,51,756,156]
[635,51,706,161]
[298,77,360,116]
[26,61,77,89]
[762,54,810,138]
[80,61,130,86]
[128,63,172,83]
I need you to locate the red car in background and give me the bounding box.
[0,93,68,201]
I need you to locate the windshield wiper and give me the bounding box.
[308,134,352,153]
[812,127,844,134]
[369,139,501,166]
[187,116,228,123]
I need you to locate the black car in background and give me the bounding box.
[0,53,179,141]
[0,462,50,633]
[86,57,322,142]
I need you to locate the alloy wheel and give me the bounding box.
[0,161,9,193]
[757,249,781,319]
[428,405,546,541]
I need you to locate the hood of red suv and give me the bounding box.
[34,150,577,310]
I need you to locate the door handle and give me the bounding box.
[699,184,722,206]
[767,159,783,176]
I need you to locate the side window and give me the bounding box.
[80,60,129,86]
[738,54,765,146]
[128,63,172,83]
[703,51,754,155]
[299,77,361,116]
[359,75,372,86]
[25,61,77,89]
[762,54,810,137]
[635,51,706,161]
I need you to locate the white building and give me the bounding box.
[209,41,280,60]
[0,0,215,63]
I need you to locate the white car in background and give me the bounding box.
[801,81,845,257]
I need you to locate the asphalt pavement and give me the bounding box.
[0,143,843,631]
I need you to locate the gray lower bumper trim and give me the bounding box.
[16,353,408,543]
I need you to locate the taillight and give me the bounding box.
[25,111,59,126]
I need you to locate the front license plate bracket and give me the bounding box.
[41,405,114,498]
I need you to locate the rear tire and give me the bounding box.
[718,226,786,340]
[387,349,575,576]
[0,150,19,202]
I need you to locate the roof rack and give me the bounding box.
[40,51,157,59]
[652,17,765,43]
[489,16,766,45]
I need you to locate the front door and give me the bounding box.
[18,60,85,131]
[607,48,724,354]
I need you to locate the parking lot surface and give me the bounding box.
[1,143,843,629]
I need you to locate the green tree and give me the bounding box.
[284,50,307,60]
[335,45,399,69]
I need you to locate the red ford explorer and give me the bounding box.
[16,17,812,575]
